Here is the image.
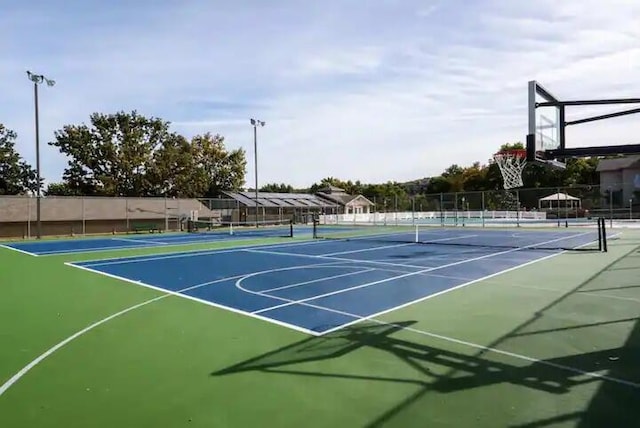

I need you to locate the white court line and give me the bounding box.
[79,239,329,267]
[261,268,376,293]
[231,254,640,390]
[245,248,434,270]
[321,232,608,336]
[36,236,288,256]
[320,234,479,257]
[0,294,168,397]
[111,238,169,245]
[0,259,350,397]
[65,262,326,337]
[0,244,39,257]
[0,270,254,398]
[35,229,314,257]
[0,255,451,397]
[250,232,592,315]
[511,284,640,305]
[2,232,630,397]
[247,228,600,271]
[322,243,414,257]
[384,321,640,389]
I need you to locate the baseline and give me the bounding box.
[73,238,330,267]
[0,244,39,257]
[111,237,169,246]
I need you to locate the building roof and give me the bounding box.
[596,155,640,172]
[316,192,374,206]
[539,192,580,201]
[317,185,346,194]
[221,191,338,208]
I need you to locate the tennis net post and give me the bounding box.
[599,217,607,252]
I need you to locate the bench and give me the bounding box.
[130,223,162,234]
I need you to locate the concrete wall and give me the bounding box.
[0,196,217,239]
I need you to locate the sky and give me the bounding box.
[1,0,639,189]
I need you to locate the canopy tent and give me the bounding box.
[538,192,581,209]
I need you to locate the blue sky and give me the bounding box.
[2,0,639,188]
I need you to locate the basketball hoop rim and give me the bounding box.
[493,149,527,159]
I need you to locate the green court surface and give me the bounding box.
[1,229,640,427]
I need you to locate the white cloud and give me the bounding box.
[1,0,639,189]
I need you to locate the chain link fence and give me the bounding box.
[322,183,640,227]
[2,183,638,238]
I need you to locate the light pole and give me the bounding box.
[250,118,265,227]
[27,70,55,240]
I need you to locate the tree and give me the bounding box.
[147,133,207,197]
[191,133,246,197]
[0,124,39,195]
[562,157,599,186]
[425,176,452,193]
[49,110,171,196]
[260,183,294,193]
[44,182,78,196]
[49,112,247,197]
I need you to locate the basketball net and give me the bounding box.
[493,150,526,190]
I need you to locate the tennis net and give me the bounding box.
[312,218,607,252]
[188,219,294,238]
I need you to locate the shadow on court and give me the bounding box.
[212,238,640,427]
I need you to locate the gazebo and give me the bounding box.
[538,192,581,209]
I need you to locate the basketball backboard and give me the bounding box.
[526,80,566,169]
[526,80,640,163]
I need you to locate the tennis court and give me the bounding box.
[4,219,301,256]
[1,222,639,427]
[67,226,604,334]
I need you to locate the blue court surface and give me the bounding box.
[3,225,310,256]
[67,227,600,335]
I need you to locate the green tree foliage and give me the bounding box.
[49,112,246,197]
[50,111,169,196]
[44,182,78,196]
[0,124,39,195]
[309,177,364,195]
[260,183,294,193]
[146,133,205,197]
[191,133,246,197]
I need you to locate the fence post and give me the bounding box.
[516,190,520,228]
[373,196,377,225]
[125,198,129,233]
[609,187,613,228]
[27,197,32,239]
[82,196,86,235]
[564,187,569,226]
[394,194,398,226]
[481,191,485,228]
[412,196,415,225]
[164,196,169,231]
[557,187,561,227]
